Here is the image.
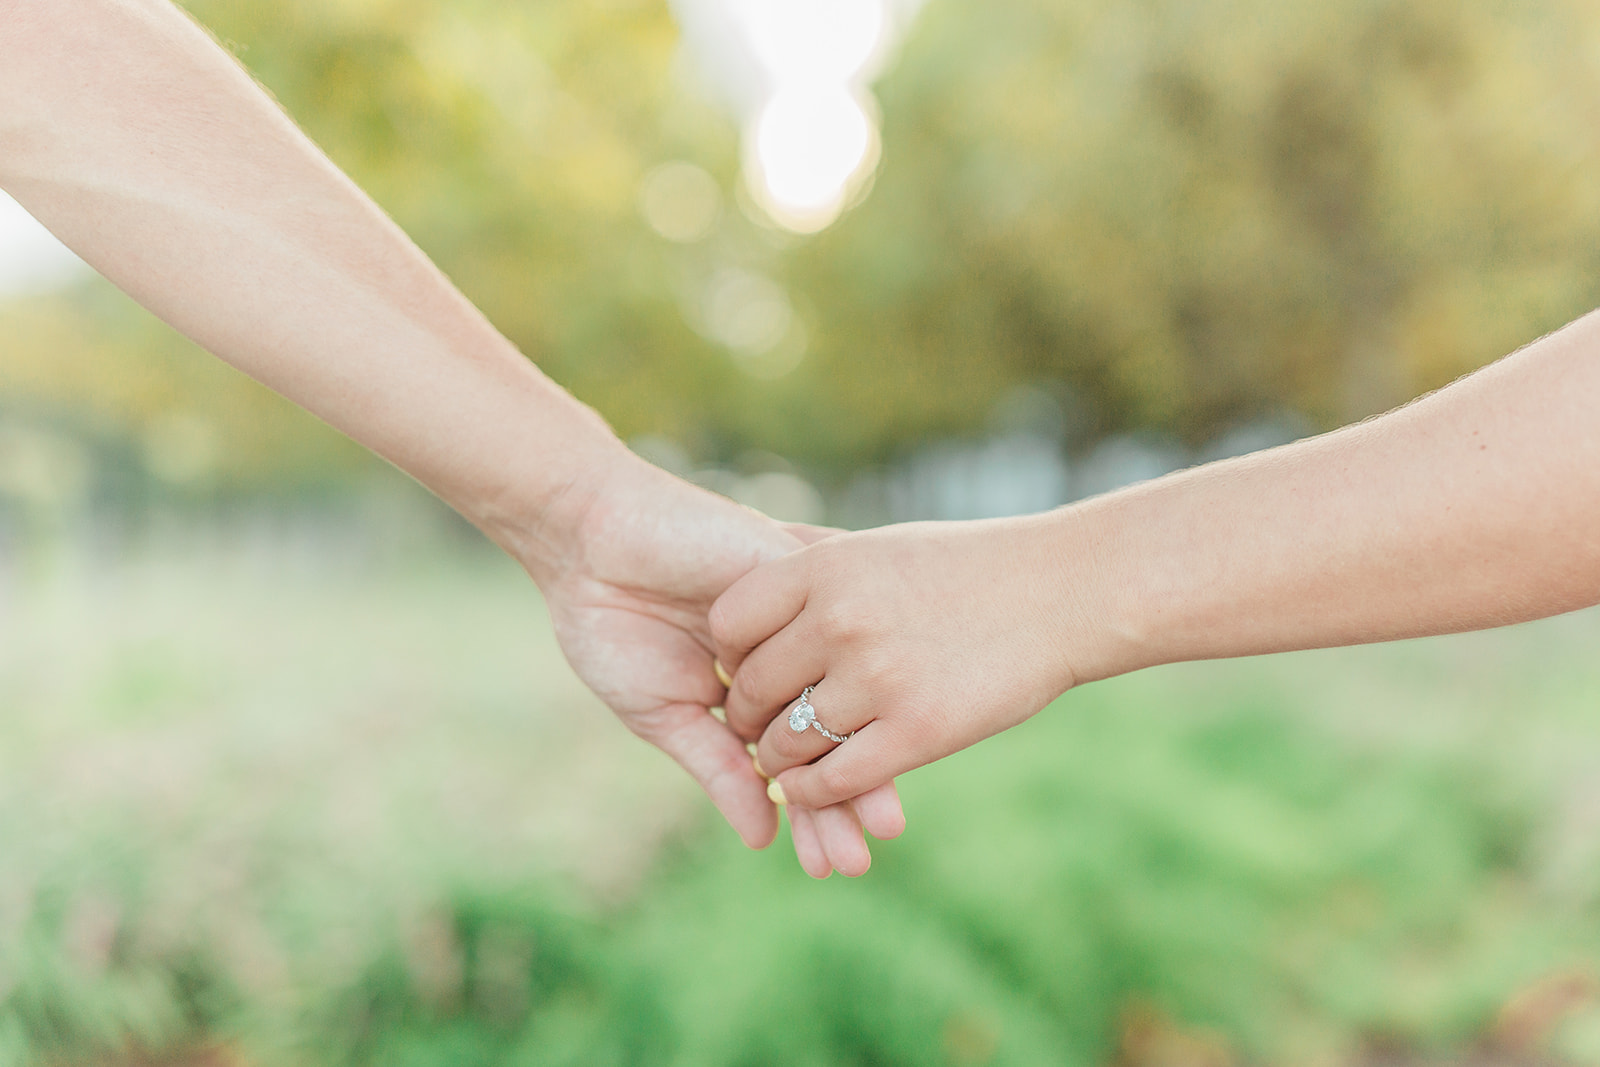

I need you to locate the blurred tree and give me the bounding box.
[4,0,1599,491]
[780,0,1600,464]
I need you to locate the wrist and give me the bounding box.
[1029,492,1168,689]
[461,394,637,585]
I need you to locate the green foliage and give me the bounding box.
[0,694,1575,1066]
[4,548,1599,1065]
[780,0,1600,463]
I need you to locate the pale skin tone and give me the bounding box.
[713,311,1600,810]
[0,0,902,876]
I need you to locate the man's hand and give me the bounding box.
[533,454,904,875]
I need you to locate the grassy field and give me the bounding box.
[3,521,1600,1066]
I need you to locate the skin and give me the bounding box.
[712,311,1600,810]
[0,0,901,875]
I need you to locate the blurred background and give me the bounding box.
[4,0,1600,1063]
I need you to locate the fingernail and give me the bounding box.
[713,658,734,689]
[709,706,727,724]
[766,780,787,805]
[752,753,768,779]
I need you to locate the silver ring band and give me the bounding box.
[788,685,852,743]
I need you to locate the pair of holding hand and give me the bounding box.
[2,0,901,879]
[530,458,909,877]
[8,0,1599,882]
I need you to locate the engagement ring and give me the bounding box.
[788,685,852,743]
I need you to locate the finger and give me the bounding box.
[851,780,906,841]
[707,551,810,675]
[722,619,828,740]
[781,522,845,546]
[812,802,872,877]
[755,678,870,778]
[645,703,780,849]
[787,807,833,879]
[772,718,923,811]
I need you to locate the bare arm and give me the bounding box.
[1081,309,1600,677]
[0,0,608,559]
[712,311,1600,810]
[0,0,906,871]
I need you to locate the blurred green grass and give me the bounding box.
[3,533,1600,1066]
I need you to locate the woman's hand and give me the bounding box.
[709,516,1085,813]
[713,310,1600,821]
[531,453,905,874]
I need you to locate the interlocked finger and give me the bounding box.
[721,618,826,741]
[756,679,869,780]
[812,801,872,876]
[786,807,831,878]
[770,717,922,811]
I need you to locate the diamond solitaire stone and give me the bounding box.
[789,700,815,733]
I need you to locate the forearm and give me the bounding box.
[710,313,1600,812]
[0,0,623,569]
[1067,310,1600,682]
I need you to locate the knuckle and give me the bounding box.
[728,657,767,708]
[619,705,669,745]
[725,710,763,743]
[873,699,931,750]
[768,724,809,761]
[817,763,855,803]
[855,646,901,690]
[726,700,769,741]
[706,598,736,650]
[816,599,868,643]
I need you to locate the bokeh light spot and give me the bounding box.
[638,161,722,243]
[703,267,793,356]
[751,85,875,231]
[740,0,887,86]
